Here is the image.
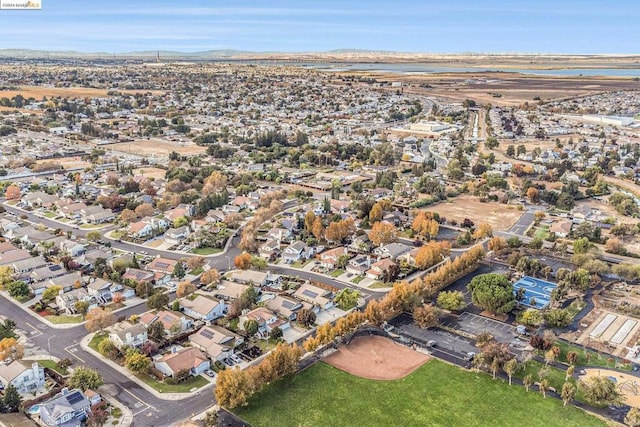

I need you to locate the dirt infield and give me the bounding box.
[324,335,429,380]
[582,369,640,408]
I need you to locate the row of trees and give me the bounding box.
[215,343,303,408]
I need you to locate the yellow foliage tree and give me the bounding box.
[368,221,398,247]
[472,222,493,240]
[0,337,24,361]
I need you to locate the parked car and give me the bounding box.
[426,340,436,348]
[204,370,216,378]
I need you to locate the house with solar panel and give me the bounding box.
[39,388,91,427]
[293,283,334,311]
[189,325,244,361]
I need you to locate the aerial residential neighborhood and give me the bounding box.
[1,2,640,427]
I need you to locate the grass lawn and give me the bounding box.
[88,332,108,352]
[35,359,68,375]
[137,373,209,393]
[253,339,278,353]
[45,315,83,324]
[329,269,345,278]
[369,281,390,289]
[43,211,57,218]
[351,275,365,284]
[235,360,606,427]
[191,247,222,255]
[534,227,550,240]
[291,259,311,268]
[79,223,106,229]
[553,340,631,371]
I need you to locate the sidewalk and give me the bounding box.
[80,333,215,401]
[100,389,133,427]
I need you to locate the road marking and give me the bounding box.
[25,322,43,337]
[64,345,85,363]
[121,387,156,411]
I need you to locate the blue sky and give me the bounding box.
[1,0,639,53]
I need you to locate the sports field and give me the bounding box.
[235,359,606,427]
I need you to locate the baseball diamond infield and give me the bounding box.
[324,335,430,380]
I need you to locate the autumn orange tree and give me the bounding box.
[200,268,220,285]
[85,307,115,333]
[234,253,251,270]
[488,236,507,252]
[0,337,24,361]
[472,222,493,240]
[311,217,325,240]
[412,211,440,240]
[368,221,398,247]
[325,217,355,243]
[4,184,20,200]
[176,281,196,298]
[414,241,451,270]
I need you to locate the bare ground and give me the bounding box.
[107,139,206,157]
[423,195,523,231]
[324,335,429,380]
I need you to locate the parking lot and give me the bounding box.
[445,312,516,343]
[389,314,477,360]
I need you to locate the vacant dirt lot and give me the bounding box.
[134,167,167,180]
[0,86,162,99]
[107,139,206,157]
[324,335,429,380]
[424,195,523,231]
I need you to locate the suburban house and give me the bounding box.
[265,228,292,243]
[164,204,194,222]
[56,288,94,315]
[164,226,190,245]
[86,278,114,304]
[0,361,45,395]
[122,268,155,284]
[140,310,193,336]
[29,264,66,283]
[12,256,48,274]
[366,258,397,280]
[60,240,86,257]
[258,239,280,260]
[50,272,86,293]
[318,246,349,269]
[293,283,334,310]
[179,295,227,322]
[229,270,282,289]
[282,241,314,263]
[346,255,371,276]
[550,220,572,238]
[39,388,91,427]
[374,242,412,260]
[239,307,288,337]
[213,280,250,301]
[265,294,304,321]
[146,257,177,276]
[127,217,170,238]
[189,325,244,361]
[109,321,148,349]
[154,347,210,378]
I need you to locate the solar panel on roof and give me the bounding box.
[66,392,85,405]
[282,300,296,309]
[162,315,174,322]
[50,265,62,271]
[200,329,215,339]
[302,290,318,299]
[157,262,169,268]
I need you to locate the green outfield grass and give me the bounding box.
[235,360,606,427]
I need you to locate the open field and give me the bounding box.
[134,167,167,180]
[424,195,523,231]
[0,85,163,99]
[107,139,207,157]
[235,359,607,427]
[350,72,640,107]
[324,335,429,380]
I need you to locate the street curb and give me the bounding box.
[100,389,133,427]
[80,333,215,401]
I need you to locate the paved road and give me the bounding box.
[1,294,215,426]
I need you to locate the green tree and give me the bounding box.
[250,256,267,271]
[125,349,151,374]
[3,384,21,412]
[42,285,62,303]
[580,376,623,406]
[147,321,165,340]
[147,293,169,310]
[334,288,360,310]
[503,358,518,385]
[86,231,101,242]
[202,410,219,427]
[467,273,515,315]
[74,300,90,317]
[6,281,30,299]
[172,262,186,279]
[543,308,572,328]
[523,374,533,392]
[68,366,103,391]
[561,382,576,406]
[436,290,466,311]
[573,237,592,254]
[269,327,283,342]
[243,319,259,336]
[625,407,640,427]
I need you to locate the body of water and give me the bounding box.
[297,62,640,77]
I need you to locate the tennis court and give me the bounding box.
[513,276,557,309]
